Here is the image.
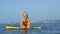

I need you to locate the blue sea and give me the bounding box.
[0,21,60,34]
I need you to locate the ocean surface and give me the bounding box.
[0,21,60,34]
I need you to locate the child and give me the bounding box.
[20,12,30,28]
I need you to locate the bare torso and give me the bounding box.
[20,18,30,28]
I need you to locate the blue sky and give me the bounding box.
[0,0,60,22]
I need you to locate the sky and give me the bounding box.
[0,0,60,22]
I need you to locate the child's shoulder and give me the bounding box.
[27,18,30,20]
[21,18,24,20]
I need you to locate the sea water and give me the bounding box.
[0,21,60,34]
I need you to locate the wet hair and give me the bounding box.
[23,12,28,18]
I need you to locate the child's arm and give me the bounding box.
[20,19,23,28]
[27,19,30,28]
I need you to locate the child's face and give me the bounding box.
[23,13,28,19]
